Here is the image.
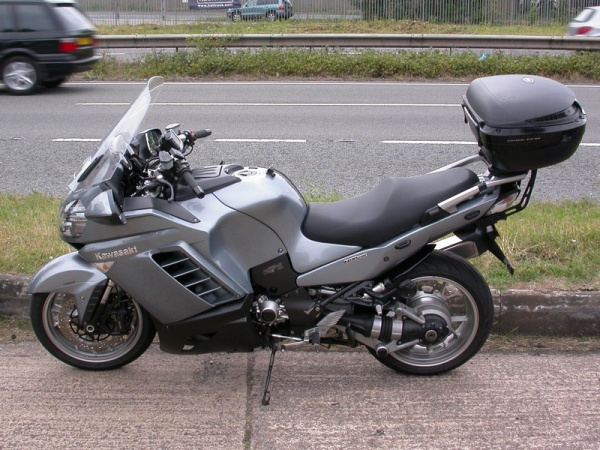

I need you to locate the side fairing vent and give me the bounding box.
[152,251,234,305]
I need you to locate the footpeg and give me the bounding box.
[280,310,345,350]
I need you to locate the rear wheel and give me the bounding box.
[266,10,277,21]
[30,290,156,370]
[2,56,39,95]
[369,251,494,375]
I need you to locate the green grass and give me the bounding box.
[472,201,600,290]
[87,47,600,83]
[1,193,598,291]
[97,21,567,37]
[84,20,600,82]
[0,194,71,275]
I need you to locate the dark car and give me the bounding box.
[0,0,100,95]
[227,0,294,22]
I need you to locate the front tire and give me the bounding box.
[31,291,156,370]
[370,251,494,375]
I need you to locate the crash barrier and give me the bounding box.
[97,34,600,51]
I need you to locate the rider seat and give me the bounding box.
[302,167,479,248]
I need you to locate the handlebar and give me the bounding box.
[180,168,205,199]
[185,129,212,144]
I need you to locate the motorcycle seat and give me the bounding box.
[302,167,479,248]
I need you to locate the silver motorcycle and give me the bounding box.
[29,76,586,404]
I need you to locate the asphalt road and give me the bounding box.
[0,80,598,201]
[1,338,599,449]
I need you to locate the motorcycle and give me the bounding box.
[29,75,586,404]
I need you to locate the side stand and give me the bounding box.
[261,342,279,406]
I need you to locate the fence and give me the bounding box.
[79,0,600,26]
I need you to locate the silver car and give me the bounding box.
[567,6,600,36]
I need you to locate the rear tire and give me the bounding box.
[369,251,494,375]
[2,56,39,95]
[30,291,156,370]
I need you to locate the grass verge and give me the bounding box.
[96,21,567,37]
[0,193,598,291]
[86,20,600,82]
[87,47,600,83]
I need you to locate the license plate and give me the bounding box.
[78,37,94,47]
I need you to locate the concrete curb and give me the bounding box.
[1,274,599,336]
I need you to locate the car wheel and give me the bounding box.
[2,56,39,95]
[232,12,242,22]
[266,11,277,21]
[43,77,67,89]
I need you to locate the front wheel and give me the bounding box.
[30,290,156,370]
[370,251,494,375]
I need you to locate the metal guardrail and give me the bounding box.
[97,34,600,51]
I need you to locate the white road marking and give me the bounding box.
[52,138,102,142]
[76,102,460,107]
[51,138,600,147]
[383,140,477,145]
[215,139,306,143]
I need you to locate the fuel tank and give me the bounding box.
[213,167,359,274]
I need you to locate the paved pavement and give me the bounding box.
[2,274,599,336]
[0,339,599,449]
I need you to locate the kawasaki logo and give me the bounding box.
[95,246,138,261]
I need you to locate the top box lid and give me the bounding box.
[463,75,577,128]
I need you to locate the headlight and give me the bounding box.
[60,200,87,238]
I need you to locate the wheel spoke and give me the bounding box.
[451,315,469,323]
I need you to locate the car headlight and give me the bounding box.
[60,200,87,238]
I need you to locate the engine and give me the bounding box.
[253,295,288,326]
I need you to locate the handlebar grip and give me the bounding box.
[194,129,212,139]
[181,169,205,199]
[187,129,212,143]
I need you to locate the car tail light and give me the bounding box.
[59,39,78,53]
[279,5,284,9]
[577,27,593,35]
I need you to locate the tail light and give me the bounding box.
[279,5,284,9]
[59,39,78,53]
[577,27,593,35]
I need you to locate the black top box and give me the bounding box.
[462,75,586,174]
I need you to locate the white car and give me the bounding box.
[567,6,600,36]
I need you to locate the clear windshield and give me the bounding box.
[68,77,164,192]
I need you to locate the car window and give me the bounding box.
[0,4,14,32]
[53,5,95,31]
[15,4,56,32]
[245,0,257,6]
[573,8,596,23]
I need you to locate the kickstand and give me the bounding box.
[261,342,279,406]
